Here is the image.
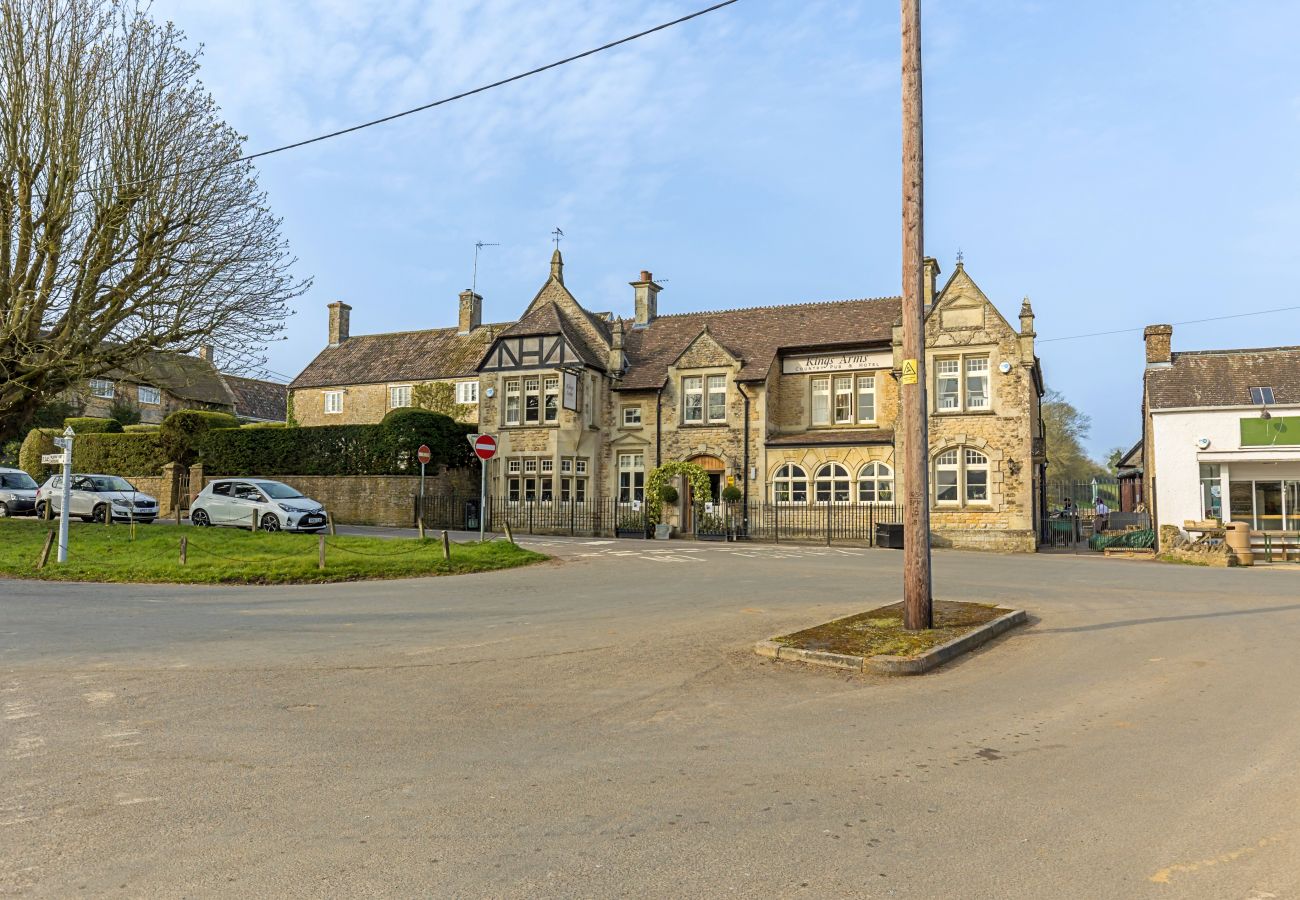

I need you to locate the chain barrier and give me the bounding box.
[183,540,315,564]
[321,539,437,559]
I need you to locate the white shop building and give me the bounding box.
[1142,325,1300,539]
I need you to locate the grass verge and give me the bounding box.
[0,518,546,585]
[772,600,1005,658]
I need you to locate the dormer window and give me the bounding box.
[1250,387,1275,406]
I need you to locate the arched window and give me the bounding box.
[771,464,808,504]
[814,463,851,504]
[934,447,991,506]
[858,462,894,503]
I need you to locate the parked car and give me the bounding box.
[0,467,40,517]
[35,473,159,523]
[190,479,328,532]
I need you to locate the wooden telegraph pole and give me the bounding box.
[900,0,933,629]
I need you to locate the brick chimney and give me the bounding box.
[197,344,215,363]
[1018,297,1036,362]
[328,301,351,347]
[923,257,940,311]
[1144,324,1173,366]
[458,290,482,335]
[631,270,661,327]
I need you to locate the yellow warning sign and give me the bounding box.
[901,358,918,385]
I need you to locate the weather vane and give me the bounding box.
[956,247,965,265]
[552,227,564,249]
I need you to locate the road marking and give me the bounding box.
[1148,836,1282,884]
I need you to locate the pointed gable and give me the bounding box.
[514,252,611,370]
[927,263,1018,346]
[671,326,741,370]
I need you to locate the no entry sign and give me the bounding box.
[470,433,498,461]
[417,444,432,465]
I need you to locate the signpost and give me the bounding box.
[53,427,74,563]
[467,433,498,542]
[417,444,432,519]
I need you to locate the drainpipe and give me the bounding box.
[655,385,663,467]
[735,382,751,530]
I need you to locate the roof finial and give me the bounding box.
[955,247,964,267]
[550,229,564,284]
[552,227,564,250]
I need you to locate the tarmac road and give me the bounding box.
[3,545,1299,898]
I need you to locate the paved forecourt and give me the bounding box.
[3,548,1300,898]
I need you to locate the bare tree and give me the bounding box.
[0,0,307,442]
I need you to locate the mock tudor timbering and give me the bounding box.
[289,251,1045,550]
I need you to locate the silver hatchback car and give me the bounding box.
[190,479,328,532]
[35,473,159,523]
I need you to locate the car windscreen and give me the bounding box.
[257,482,304,500]
[90,476,134,492]
[0,472,38,490]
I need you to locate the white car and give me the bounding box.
[0,466,40,517]
[35,473,159,523]
[190,479,328,532]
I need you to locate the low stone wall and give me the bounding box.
[199,469,476,527]
[130,476,174,517]
[932,527,1037,553]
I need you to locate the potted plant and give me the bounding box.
[696,510,727,541]
[655,484,678,539]
[720,484,745,540]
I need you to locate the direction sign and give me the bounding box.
[417,444,432,465]
[470,433,497,461]
[41,453,68,464]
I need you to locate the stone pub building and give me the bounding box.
[291,250,1045,551]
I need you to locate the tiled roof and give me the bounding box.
[618,297,901,390]
[1146,346,1300,410]
[289,326,502,389]
[766,428,895,448]
[222,374,288,422]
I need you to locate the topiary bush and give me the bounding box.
[160,409,240,465]
[64,416,124,434]
[123,423,160,432]
[381,408,473,470]
[18,428,58,479]
[721,484,743,503]
[659,484,679,504]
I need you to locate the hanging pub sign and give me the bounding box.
[781,350,893,374]
[562,371,579,411]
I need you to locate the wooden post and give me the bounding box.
[179,536,188,565]
[503,521,515,545]
[901,0,933,630]
[37,530,55,570]
[418,516,426,541]
[327,512,336,536]
[318,534,326,570]
[441,529,451,560]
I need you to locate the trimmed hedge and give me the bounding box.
[18,427,165,477]
[123,423,160,433]
[74,432,167,476]
[201,411,473,476]
[160,409,241,465]
[64,417,123,434]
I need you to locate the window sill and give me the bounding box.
[808,423,880,430]
[933,409,995,417]
[679,422,729,428]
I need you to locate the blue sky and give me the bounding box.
[153,0,1300,458]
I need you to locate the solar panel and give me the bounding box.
[1250,386,1275,405]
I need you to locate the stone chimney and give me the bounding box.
[197,344,215,363]
[923,257,941,311]
[550,248,564,285]
[1018,297,1036,361]
[1144,324,1173,366]
[328,301,351,347]
[631,270,662,327]
[608,319,626,374]
[458,290,482,335]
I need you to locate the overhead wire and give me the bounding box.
[1038,303,1300,344]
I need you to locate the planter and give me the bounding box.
[654,524,672,540]
[616,529,646,539]
[697,532,726,542]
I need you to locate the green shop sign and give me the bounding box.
[1240,416,1300,446]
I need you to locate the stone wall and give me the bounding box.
[199,468,476,527]
[291,379,479,427]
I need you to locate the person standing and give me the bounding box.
[1094,497,1110,533]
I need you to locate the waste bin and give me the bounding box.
[1224,520,1253,566]
[875,522,904,549]
[464,499,481,531]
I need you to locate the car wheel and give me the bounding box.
[259,513,281,532]
[0,504,8,518]
[92,504,110,524]
[191,508,211,527]
[34,502,47,519]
